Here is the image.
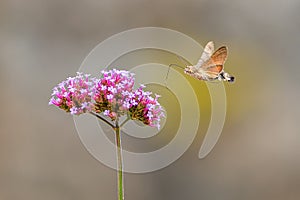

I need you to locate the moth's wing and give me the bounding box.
[196,41,214,68]
[202,70,220,79]
[204,69,221,76]
[200,46,228,73]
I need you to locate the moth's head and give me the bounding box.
[184,66,194,75]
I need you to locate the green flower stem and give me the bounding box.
[89,112,115,129]
[120,116,130,128]
[115,120,124,200]
[89,112,125,200]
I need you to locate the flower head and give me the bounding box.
[128,86,165,129]
[49,69,165,129]
[49,72,94,115]
[93,69,135,120]
[93,70,164,128]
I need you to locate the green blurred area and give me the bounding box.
[0,0,299,199]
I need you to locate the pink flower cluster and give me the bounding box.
[49,69,165,129]
[93,69,135,120]
[49,72,95,115]
[128,85,164,129]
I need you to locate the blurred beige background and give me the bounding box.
[1,0,300,199]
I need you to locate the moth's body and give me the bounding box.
[182,41,235,83]
[185,66,216,81]
[185,65,234,82]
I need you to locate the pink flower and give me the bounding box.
[128,86,165,129]
[49,72,94,115]
[93,69,164,128]
[93,69,135,120]
[50,69,165,129]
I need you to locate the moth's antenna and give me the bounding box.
[165,63,185,87]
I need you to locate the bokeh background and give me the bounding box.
[1,0,300,199]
